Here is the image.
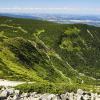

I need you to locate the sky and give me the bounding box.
[0,0,100,15]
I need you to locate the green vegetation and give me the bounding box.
[60,27,81,51]
[15,82,99,94]
[0,16,100,93]
[64,27,80,35]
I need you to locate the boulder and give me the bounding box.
[7,96,13,100]
[30,92,37,97]
[82,94,90,100]
[0,90,8,98]
[20,93,28,98]
[77,89,84,95]
[91,93,95,100]
[40,93,57,100]
[13,94,20,100]
[47,94,57,100]
[95,94,100,100]
[56,94,61,100]
[60,92,69,100]
[76,94,82,100]
[69,92,75,100]
[14,90,20,95]
[6,88,15,95]
[27,94,41,100]
[40,93,49,100]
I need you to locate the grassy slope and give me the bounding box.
[0,16,100,87]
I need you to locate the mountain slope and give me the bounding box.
[0,16,100,86]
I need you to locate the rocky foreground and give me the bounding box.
[0,87,99,100]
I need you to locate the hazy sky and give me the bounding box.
[0,0,100,14]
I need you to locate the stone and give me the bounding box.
[95,94,100,100]
[76,94,82,100]
[47,94,57,100]
[0,87,100,100]
[69,92,75,100]
[40,93,57,100]
[56,94,62,100]
[6,88,15,95]
[34,94,41,98]
[91,93,95,100]
[51,95,58,100]
[28,96,40,100]
[40,93,49,100]
[7,96,13,100]
[60,92,69,100]
[13,94,20,100]
[0,90,8,97]
[21,93,28,98]
[77,89,84,95]
[14,90,20,95]
[82,94,90,100]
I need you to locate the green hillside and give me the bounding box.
[0,16,100,88]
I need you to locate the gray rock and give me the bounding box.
[95,94,100,100]
[69,92,75,100]
[76,94,82,100]
[30,92,37,97]
[40,93,57,100]
[7,96,13,100]
[40,93,49,100]
[47,94,57,100]
[0,87,100,100]
[0,90,8,97]
[6,88,15,95]
[14,90,20,95]
[77,89,84,95]
[13,94,20,100]
[60,92,69,100]
[34,94,41,98]
[28,96,40,100]
[91,93,95,100]
[21,93,28,98]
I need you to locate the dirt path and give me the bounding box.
[0,79,25,87]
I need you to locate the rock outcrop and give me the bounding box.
[0,88,100,100]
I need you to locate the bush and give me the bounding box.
[15,82,99,94]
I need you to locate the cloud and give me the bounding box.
[0,7,100,14]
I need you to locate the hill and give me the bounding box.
[0,16,100,88]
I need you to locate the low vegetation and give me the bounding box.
[15,82,99,94]
[0,16,100,92]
